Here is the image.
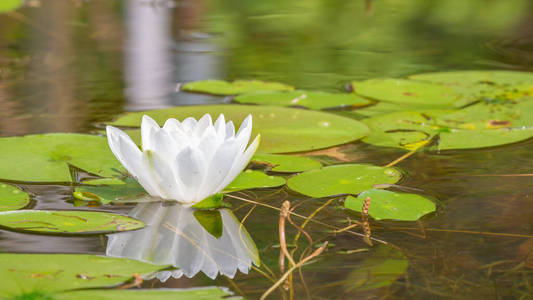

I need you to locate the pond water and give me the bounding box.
[1,1,533,299]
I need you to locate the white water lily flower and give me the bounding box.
[106,114,260,205]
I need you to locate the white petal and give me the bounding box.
[215,134,260,192]
[181,117,197,132]
[106,126,162,197]
[235,115,252,153]
[151,130,179,165]
[148,150,184,201]
[225,121,235,139]
[200,139,239,197]
[174,146,207,203]
[163,118,181,131]
[193,114,213,138]
[141,115,160,151]
[197,126,221,164]
[214,114,226,136]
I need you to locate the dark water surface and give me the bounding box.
[1,1,533,299]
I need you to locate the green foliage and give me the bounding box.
[0,134,123,183]
[252,153,321,172]
[109,104,369,153]
[0,210,145,234]
[0,0,23,13]
[0,183,30,212]
[0,254,168,296]
[345,189,436,221]
[74,177,147,204]
[194,210,223,238]
[181,79,293,95]
[223,170,285,192]
[287,164,401,198]
[55,288,235,300]
[234,90,370,110]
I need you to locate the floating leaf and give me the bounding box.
[343,245,408,292]
[84,178,126,185]
[234,90,370,110]
[0,133,123,183]
[192,193,225,209]
[0,254,167,296]
[74,177,147,204]
[0,0,23,13]
[56,288,235,300]
[181,79,293,95]
[351,78,458,107]
[346,102,439,118]
[409,70,533,86]
[252,153,322,172]
[345,189,436,221]
[0,210,145,234]
[362,102,533,150]
[224,170,286,192]
[0,183,30,212]
[108,105,369,153]
[287,164,401,198]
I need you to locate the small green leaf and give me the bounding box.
[224,170,286,192]
[0,183,30,212]
[83,178,126,185]
[0,210,145,234]
[0,254,168,296]
[192,193,225,209]
[194,210,223,238]
[252,153,322,173]
[345,189,436,221]
[181,79,293,95]
[287,164,401,198]
[234,90,370,110]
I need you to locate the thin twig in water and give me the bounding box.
[260,242,328,300]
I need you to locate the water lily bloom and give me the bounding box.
[106,114,260,205]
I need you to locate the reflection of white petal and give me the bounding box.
[106,202,259,280]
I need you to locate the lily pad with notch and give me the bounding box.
[0,133,124,183]
[0,253,168,297]
[0,183,30,212]
[234,90,371,110]
[223,169,286,192]
[252,153,322,173]
[108,104,369,153]
[345,189,436,221]
[181,79,293,95]
[287,164,401,198]
[0,210,145,235]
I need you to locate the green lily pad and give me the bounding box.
[345,189,436,221]
[56,288,235,300]
[0,210,145,234]
[287,164,401,198]
[0,0,23,13]
[343,245,408,292]
[0,183,30,212]
[234,90,370,110]
[192,193,225,209]
[181,79,293,95]
[409,70,533,85]
[84,178,126,185]
[0,254,168,296]
[252,153,322,173]
[347,102,441,118]
[224,169,286,192]
[351,78,459,107]
[362,101,533,151]
[74,177,147,204]
[0,133,123,183]
[108,104,369,153]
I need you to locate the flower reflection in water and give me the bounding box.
[106,202,259,281]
